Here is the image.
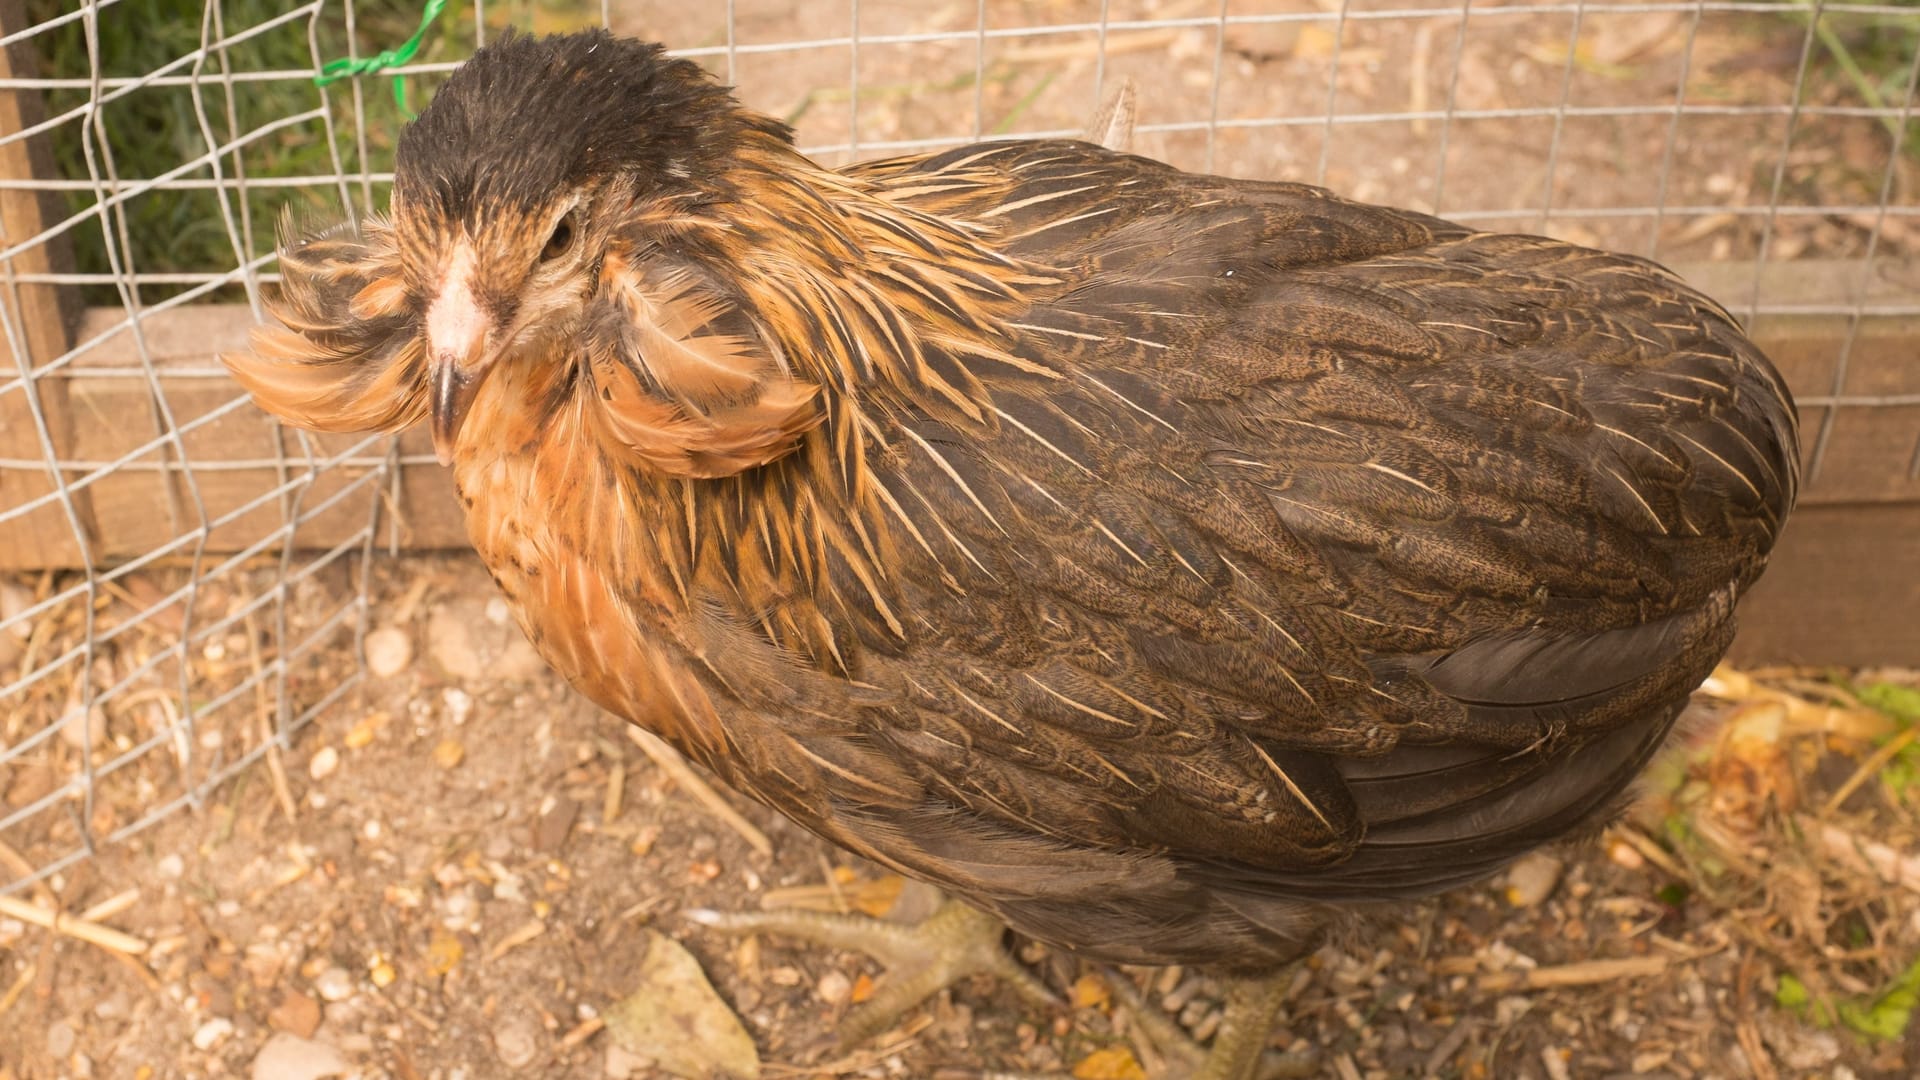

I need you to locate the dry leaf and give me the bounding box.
[605,931,760,1079]
[1074,1046,1147,1080]
[1071,972,1112,1010]
[433,739,465,769]
[426,929,463,977]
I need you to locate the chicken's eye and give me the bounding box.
[541,215,575,262]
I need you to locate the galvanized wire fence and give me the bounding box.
[1,0,1916,896]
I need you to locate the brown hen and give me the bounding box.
[227,30,1799,1078]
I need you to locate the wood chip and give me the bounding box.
[0,894,148,955]
[624,727,771,857]
[76,888,139,924]
[555,1015,604,1054]
[1808,818,1920,895]
[603,762,625,824]
[487,919,547,962]
[1477,954,1668,992]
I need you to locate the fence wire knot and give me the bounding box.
[314,0,449,118]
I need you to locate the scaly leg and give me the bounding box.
[687,901,1318,1078]
[1113,969,1320,1080]
[685,899,1059,1049]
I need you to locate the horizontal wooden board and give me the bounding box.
[1727,502,1920,668]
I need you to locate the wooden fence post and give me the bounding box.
[0,0,91,569]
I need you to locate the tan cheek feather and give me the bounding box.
[587,253,826,478]
[225,326,428,434]
[350,275,413,321]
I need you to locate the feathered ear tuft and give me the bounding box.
[582,256,825,478]
[222,216,429,434]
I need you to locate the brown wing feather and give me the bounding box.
[665,140,1799,967]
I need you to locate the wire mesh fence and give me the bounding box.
[1,0,1916,898]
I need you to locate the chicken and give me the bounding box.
[226,30,1799,1078]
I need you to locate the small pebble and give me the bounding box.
[534,794,579,851]
[0,579,33,647]
[1503,851,1564,907]
[492,1012,541,1068]
[429,609,483,680]
[308,746,340,782]
[57,702,107,750]
[434,738,466,770]
[485,596,511,624]
[816,970,852,1006]
[314,966,355,1002]
[251,1033,351,1080]
[442,687,474,726]
[191,1018,234,1051]
[441,890,479,932]
[363,626,412,678]
[3,763,55,810]
[269,991,323,1039]
[47,1020,76,1058]
[1608,837,1647,870]
[157,853,185,879]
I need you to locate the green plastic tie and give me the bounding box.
[314,0,449,118]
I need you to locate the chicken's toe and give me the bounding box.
[685,899,1058,1050]
[1111,969,1320,1080]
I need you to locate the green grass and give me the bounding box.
[16,0,566,304]
[1794,4,1920,161]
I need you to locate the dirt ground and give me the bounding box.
[3,1,1917,1078]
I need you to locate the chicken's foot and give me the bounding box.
[685,899,1058,1050]
[1111,968,1320,1080]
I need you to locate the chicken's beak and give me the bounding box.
[425,252,501,466]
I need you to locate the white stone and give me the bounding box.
[57,702,106,750]
[313,966,355,1002]
[1503,851,1564,908]
[251,1033,352,1080]
[815,970,852,1006]
[428,609,482,681]
[442,687,474,726]
[46,1020,76,1058]
[308,746,339,781]
[190,1017,234,1051]
[364,626,412,678]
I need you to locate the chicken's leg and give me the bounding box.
[685,899,1058,1049]
[687,900,1318,1079]
[1113,970,1320,1080]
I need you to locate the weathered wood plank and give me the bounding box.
[1728,502,1920,668]
[54,306,466,563]
[0,0,89,568]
